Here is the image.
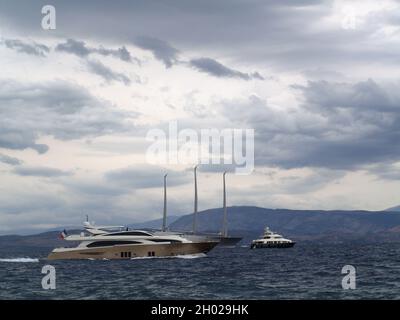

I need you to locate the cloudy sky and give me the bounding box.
[1,0,400,234]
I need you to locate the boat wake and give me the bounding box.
[175,253,207,259]
[131,253,207,260]
[0,258,39,263]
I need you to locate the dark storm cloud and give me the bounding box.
[86,60,131,85]
[274,169,346,194]
[0,79,137,153]
[1,38,49,56]
[55,39,137,84]
[96,46,134,63]
[369,163,400,181]
[105,165,190,189]
[292,79,398,113]
[133,36,179,68]
[0,192,68,216]
[133,36,264,80]
[0,153,22,166]
[215,79,400,171]
[62,179,127,197]
[13,166,72,177]
[189,57,264,80]
[0,130,49,154]
[56,38,138,63]
[0,0,396,72]
[56,38,90,57]
[280,80,400,169]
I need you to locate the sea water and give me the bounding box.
[0,242,399,299]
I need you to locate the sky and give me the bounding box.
[1,0,400,234]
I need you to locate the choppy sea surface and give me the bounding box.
[0,242,399,299]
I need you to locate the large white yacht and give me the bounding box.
[250,226,295,249]
[47,221,218,260]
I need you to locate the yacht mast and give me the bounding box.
[162,173,167,232]
[222,171,228,237]
[192,165,198,233]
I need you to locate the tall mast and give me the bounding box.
[222,171,228,237]
[162,173,167,232]
[192,165,198,233]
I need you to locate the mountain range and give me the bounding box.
[1,206,400,250]
[169,206,400,242]
[386,205,400,212]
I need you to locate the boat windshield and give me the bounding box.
[105,231,153,237]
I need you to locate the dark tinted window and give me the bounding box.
[87,241,140,248]
[149,239,182,243]
[106,231,152,236]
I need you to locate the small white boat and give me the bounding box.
[250,226,295,249]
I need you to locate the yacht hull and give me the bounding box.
[184,234,242,247]
[250,242,295,249]
[47,241,218,260]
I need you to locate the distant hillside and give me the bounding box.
[0,231,79,251]
[170,206,400,241]
[2,206,400,249]
[128,215,180,229]
[386,205,400,212]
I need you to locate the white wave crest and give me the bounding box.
[175,253,207,259]
[0,258,39,263]
[131,253,207,260]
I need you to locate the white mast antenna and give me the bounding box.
[193,165,198,233]
[162,173,168,232]
[222,171,228,237]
